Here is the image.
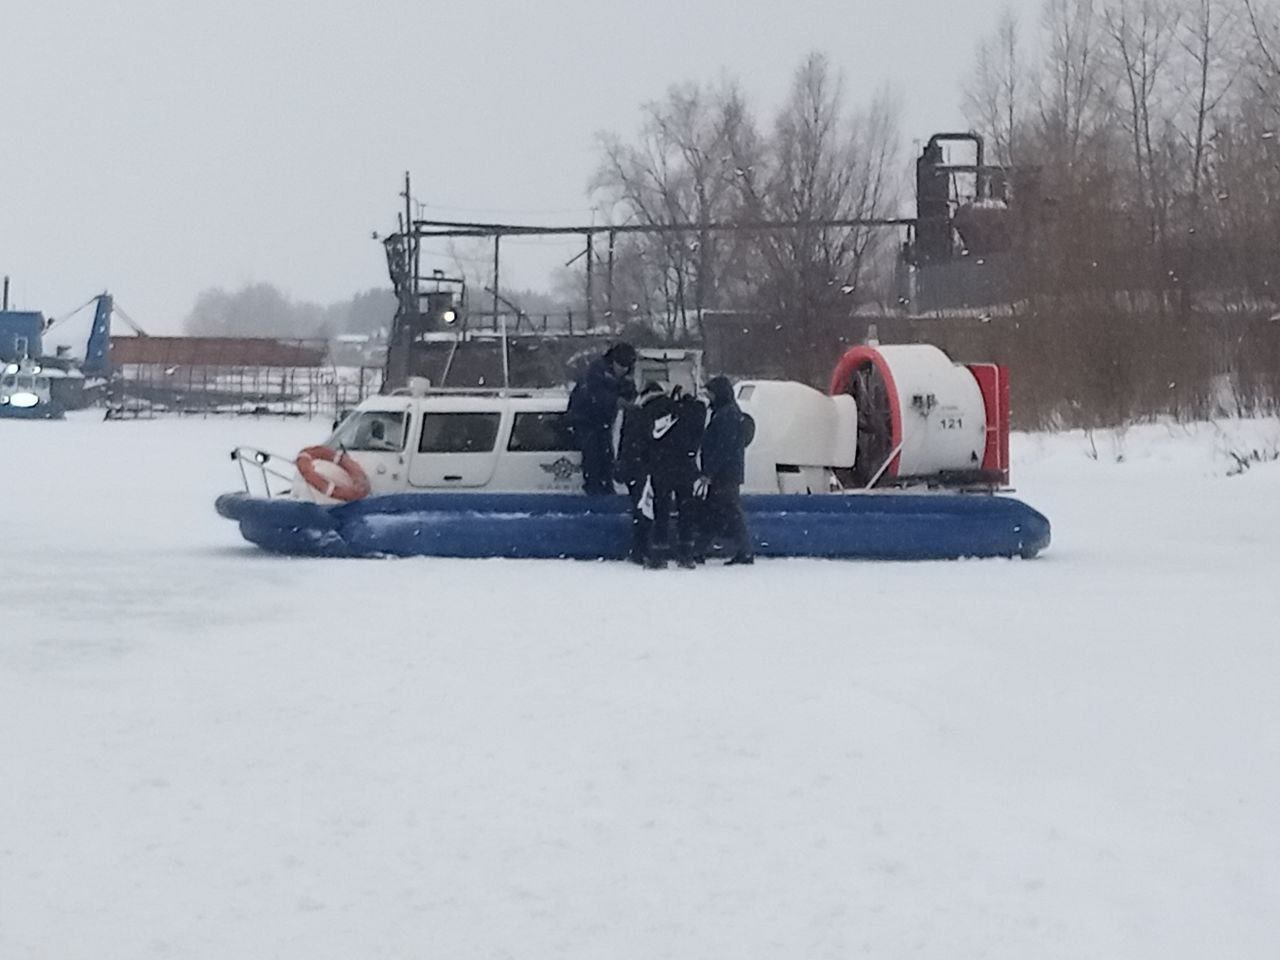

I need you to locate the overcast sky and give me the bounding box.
[2,0,1017,333]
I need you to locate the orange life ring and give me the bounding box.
[296,445,371,501]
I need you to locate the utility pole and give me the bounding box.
[585,231,594,328]
[383,174,414,390]
[404,172,416,311]
[491,234,501,331]
[606,231,616,322]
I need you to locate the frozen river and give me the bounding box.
[2,412,1278,959]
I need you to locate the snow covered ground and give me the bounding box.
[1,412,1278,959]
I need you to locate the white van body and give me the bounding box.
[292,391,589,500]
[288,382,859,502]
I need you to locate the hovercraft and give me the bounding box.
[215,344,1050,561]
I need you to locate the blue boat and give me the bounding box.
[215,344,1052,562]
[215,490,1050,561]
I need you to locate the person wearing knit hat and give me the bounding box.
[566,342,637,494]
[616,381,668,565]
[698,375,754,564]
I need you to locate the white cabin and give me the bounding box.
[293,390,586,499]
[290,378,869,502]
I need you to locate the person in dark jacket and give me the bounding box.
[566,342,636,494]
[616,383,705,569]
[638,384,703,568]
[616,381,666,564]
[698,375,753,564]
[660,385,706,567]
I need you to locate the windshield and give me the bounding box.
[330,410,408,452]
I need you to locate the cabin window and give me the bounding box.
[17,375,34,390]
[418,412,501,454]
[36,377,50,390]
[0,376,13,389]
[508,412,574,452]
[330,411,407,452]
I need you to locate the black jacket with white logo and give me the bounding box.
[617,392,703,484]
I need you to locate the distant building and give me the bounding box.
[0,311,45,361]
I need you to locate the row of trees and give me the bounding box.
[582,53,901,367]
[183,281,579,340]
[963,0,1280,304]
[938,0,1280,426]
[585,0,1280,320]
[183,284,397,339]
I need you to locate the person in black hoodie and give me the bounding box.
[616,382,704,569]
[616,381,666,564]
[698,375,754,565]
[651,384,705,569]
[566,342,637,494]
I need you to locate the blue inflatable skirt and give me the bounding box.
[215,491,1050,561]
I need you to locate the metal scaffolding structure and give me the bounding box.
[380,171,917,390]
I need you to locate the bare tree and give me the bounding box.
[1203,1,1280,298]
[1039,0,1110,169]
[1243,0,1280,113]
[592,79,755,340]
[964,7,1026,165]
[1103,0,1183,249]
[590,55,900,362]
[1177,0,1238,216]
[722,54,901,379]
